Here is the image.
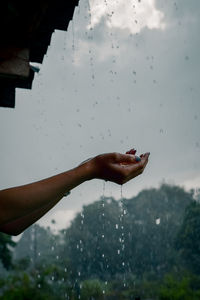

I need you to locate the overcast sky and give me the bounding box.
[0,0,200,231]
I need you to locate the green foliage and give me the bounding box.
[176,201,200,274]
[0,184,199,299]
[0,271,59,300]
[0,262,76,300]
[14,224,62,265]
[159,272,200,300]
[0,232,15,269]
[64,184,193,281]
[80,279,106,300]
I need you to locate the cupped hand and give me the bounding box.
[86,149,150,185]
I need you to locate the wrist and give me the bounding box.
[76,159,95,182]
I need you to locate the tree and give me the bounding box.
[0,232,15,269]
[124,184,192,278]
[159,272,200,300]
[176,201,200,274]
[80,279,106,300]
[14,224,62,267]
[63,184,193,281]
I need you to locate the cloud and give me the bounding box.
[37,209,76,232]
[182,176,200,192]
[64,0,167,66]
[89,0,166,33]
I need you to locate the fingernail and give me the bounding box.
[135,156,141,162]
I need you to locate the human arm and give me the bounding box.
[0,199,61,236]
[0,151,150,235]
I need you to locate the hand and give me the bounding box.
[85,149,150,185]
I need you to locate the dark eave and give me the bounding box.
[0,0,79,108]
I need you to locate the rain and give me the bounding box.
[0,0,200,299]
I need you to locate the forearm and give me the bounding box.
[0,150,150,234]
[0,197,61,235]
[0,163,92,226]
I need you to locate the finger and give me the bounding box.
[135,153,149,174]
[140,152,149,158]
[124,152,150,174]
[126,148,136,155]
[141,152,150,169]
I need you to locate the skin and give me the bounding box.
[0,149,150,235]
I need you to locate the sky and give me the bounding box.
[0,0,200,231]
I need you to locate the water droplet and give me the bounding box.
[156,218,160,225]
